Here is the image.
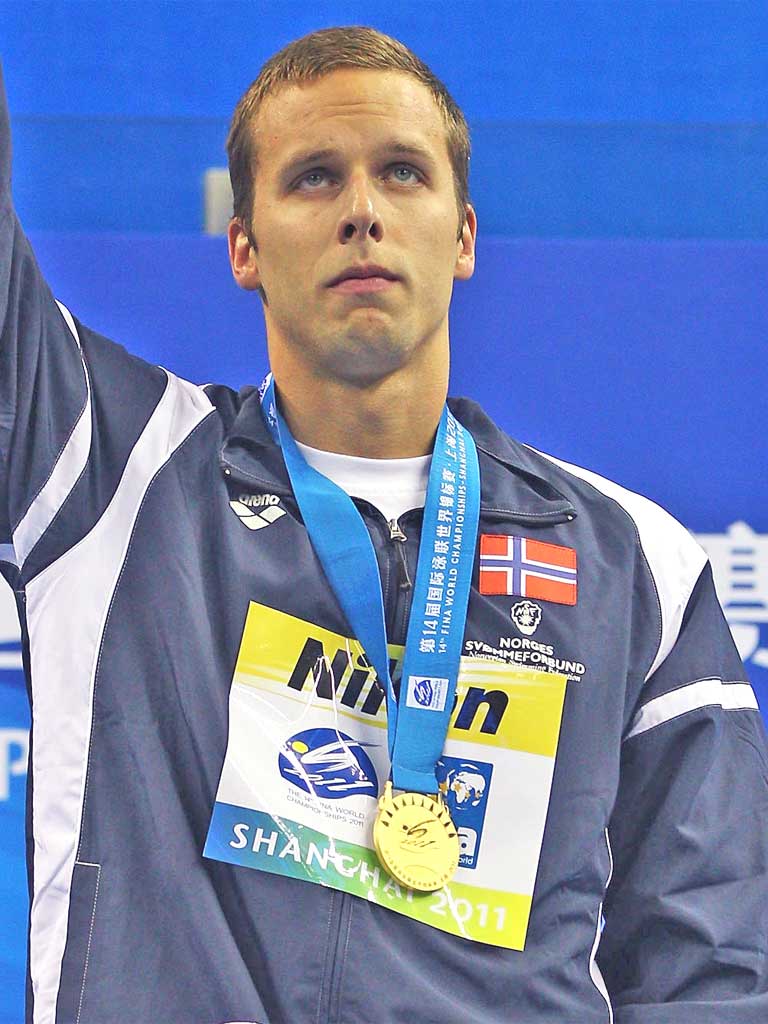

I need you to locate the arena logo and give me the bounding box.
[229,493,286,531]
[696,522,768,672]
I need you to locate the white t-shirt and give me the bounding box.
[295,441,430,523]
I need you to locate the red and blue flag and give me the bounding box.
[479,534,578,605]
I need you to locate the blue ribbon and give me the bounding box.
[260,375,480,794]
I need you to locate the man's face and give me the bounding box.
[229,68,476,387]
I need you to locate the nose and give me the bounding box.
[337,173,383,244]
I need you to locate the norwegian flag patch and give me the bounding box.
[479,534,578,606]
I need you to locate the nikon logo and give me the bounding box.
[286,637,508,735]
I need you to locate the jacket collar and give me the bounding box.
[220,389,577,523]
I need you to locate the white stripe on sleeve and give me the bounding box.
[626,678,759,740]
[25,369,213,1024]
[587,828,614,1023]
[13,302,92,566]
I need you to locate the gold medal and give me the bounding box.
[373,782,459,892]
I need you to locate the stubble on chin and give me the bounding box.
[316,322,419,388]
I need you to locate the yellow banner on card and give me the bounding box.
[234,603,566,757]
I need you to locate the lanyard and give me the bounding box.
[260,375,480,794]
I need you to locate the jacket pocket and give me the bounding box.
[55,861,101,1024]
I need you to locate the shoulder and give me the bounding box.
[70,309,244,429]
[525,444,702,562]
[525,444,708,677]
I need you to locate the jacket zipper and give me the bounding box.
[323,513,414,1023]
[327,505,577,1019]
[388,517,413,593]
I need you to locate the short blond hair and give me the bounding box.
[227,26,471,237]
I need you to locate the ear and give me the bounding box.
[228,218,262,291]
[453,203,477,282]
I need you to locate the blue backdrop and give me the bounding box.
[1,3,767,1020]
[3,0,768,238]
[0,231,765,1022]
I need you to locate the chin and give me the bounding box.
[324,334,416,387]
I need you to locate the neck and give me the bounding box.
[270,351,448,460]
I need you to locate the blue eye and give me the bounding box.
[391,165,419,183]
[297,170,330,190]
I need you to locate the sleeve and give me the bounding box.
[598,561,768,1023]
[0,62,93,560]
[0,64,181,585]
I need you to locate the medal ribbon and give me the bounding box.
[259,375,480,794]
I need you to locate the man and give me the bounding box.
[1,25,767,1024]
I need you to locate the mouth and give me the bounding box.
[327,264,400,294]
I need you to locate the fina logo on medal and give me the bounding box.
[406,675,449,712]
[278,728,379,799]
[436,756,494,869]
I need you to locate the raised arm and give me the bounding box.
[0,62,91,566]
[0,64,178,585]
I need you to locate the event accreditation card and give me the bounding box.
[204,602,567,950]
